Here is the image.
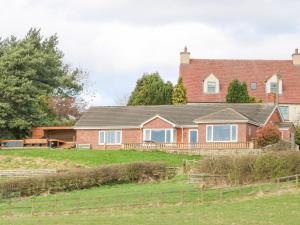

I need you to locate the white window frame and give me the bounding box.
[207,81,217,93]
[266,75,282,94]
[206,124,238,143]
[188,129,198,143]
[270,82,278,93]
[99,130,122,145]
[143,129,174,143]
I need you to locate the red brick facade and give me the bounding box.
[76,109,288,149]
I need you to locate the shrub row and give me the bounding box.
[198,151,300,184]
[0,161,166,198]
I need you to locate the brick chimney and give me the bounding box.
[180,46,190,64]
[292,48,300,66]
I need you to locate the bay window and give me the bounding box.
[99,130,122,145]
[143,129,173,143]
[206,125,237,142]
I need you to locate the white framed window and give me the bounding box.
[266,75,282,94]
[206,125,238,142]
[203,74,220,94]
[270,82,278,93]
[279,106,289,120]
[99,130,122,145]
[189,129,198,143]
[207,81,216,93]
[143,129,173,143]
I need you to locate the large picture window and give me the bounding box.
[206,125,237,142]
[99,130,122,145]
[143,129,173,143]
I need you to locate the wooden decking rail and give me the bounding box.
[123,142,252,151]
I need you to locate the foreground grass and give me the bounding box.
[0,177,299,225]
[0,149,200,167]
[0,176,297,215]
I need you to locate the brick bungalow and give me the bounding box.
[179,47,300,123]
[74,104,293,150]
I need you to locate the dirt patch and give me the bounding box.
[0,155,85,170]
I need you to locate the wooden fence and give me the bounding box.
[0,175,299,217]
[123,142,252,151]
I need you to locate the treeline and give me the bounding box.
[127,72,187,106]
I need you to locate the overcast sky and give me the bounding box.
[1,0,300,105]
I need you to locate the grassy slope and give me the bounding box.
[0,176,298,225]
[0,149,200,167]
[0,182,299,225]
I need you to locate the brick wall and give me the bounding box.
[76,128,140,150]
[198,123,249,143]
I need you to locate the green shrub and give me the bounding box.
[254,152,300,180]
[199,155,256,184]
[0,162,166,198]
[198,151,300,184]
[256,124,281,148]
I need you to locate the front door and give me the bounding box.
[189,129,198,144]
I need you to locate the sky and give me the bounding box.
[1,0,300,105]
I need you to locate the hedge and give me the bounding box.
[0,161,166,198]
[198,151,300,184]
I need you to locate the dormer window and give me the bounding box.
[203,74,220,94]
[266,74,282,94]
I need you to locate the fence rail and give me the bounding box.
[124,142,252,151]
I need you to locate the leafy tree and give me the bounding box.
[226,80,255,103]
[172,76,187,104]
[256,124,281,148]
[127,72,173,106]
[0,28,85,138]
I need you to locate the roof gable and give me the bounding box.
[140,115,176,127]
[194,108,250,124]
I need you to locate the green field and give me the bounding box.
[0,176,299,225]
[0,149,200,167]
[0,149,299,225]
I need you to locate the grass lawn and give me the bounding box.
[0,176,299,225]
[0,149,200,167]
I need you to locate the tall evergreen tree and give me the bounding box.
[226,79,254,103]
[127,72,173,106]
[0,28,85,138]
[172,76,187,104]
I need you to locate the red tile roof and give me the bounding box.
[180,58,300,104]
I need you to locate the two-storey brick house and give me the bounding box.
[180,47,300,122]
